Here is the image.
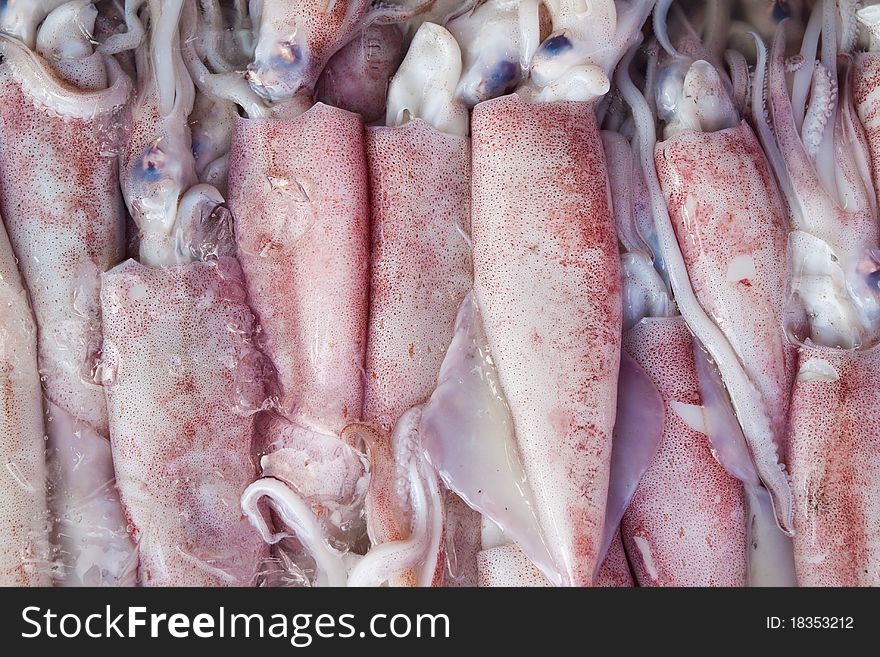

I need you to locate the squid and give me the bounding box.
[463,0,653,586]
[0,0,136,586]
[754,1,880,585]
[226,79,372,586]
[0,219,51,586]
[246,1,370,106]
[358,22,473,585]
[855,3,880,209]
[446,0,539,108]
[236,18,473,588]
[615,21,798,582]
[103,0,267,586]
[603,122,748,586]
[421,229,670,588]
[604,120,746,587]
[645,12,798,543]
[220,0,442,587]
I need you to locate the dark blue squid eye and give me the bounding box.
[539,34,573,57]
[486,60,519,94]
[138,145,165,183]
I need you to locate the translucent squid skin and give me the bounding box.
[471,94,622,587]
[316,24,405,125]
[0,222,50,586]
[853,53,880,207]
[0,36,135,585]
[362,119,472,432]
[622,318,747,587]
[655,122,796,462]
[100,258,269,586]
[786,345,880,586]
[226,104,370,431]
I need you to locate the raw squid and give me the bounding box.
[221,0,391,586]
[754,4,880,585]
[101,250,270,586]
[104,0,266,586]
[467,0,653,586]
[785,346,880,585]
[472,96,620,585]
[622,318,750,586]
[6,0,880,591]
[0,218,50,586]
[649,24,796,537]
[247,1,366,97]
[855,4,880,222]
[420,287,651,587]
[621,24,800,583]
[361,21,473,585]
[227,101,372,580]
[0,3,136,585]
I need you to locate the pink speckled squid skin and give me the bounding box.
[100,258,268,586]
[594,532,634,587]
[787,345,880,586]
[471,94,622,587]
[0,42,134,584]
[363,120,474,587]
[363,119,472,431]
[622,317,747,586]
[0,222,50,586]
[476,536,633,587]
[477,543,550,587]
[441,495,481,587]
[655,122,795,456]
[0,57,125,440]
[853,53,880,204]
[226,103,370,432]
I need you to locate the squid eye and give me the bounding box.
[538,34,572,57]
[772,1,792,23]
[487,60,519,93]
[138,144,167,183]
[271,40,302,68]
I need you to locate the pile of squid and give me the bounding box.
[0,0,877,588]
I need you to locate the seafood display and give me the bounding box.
[0,0,878,587]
